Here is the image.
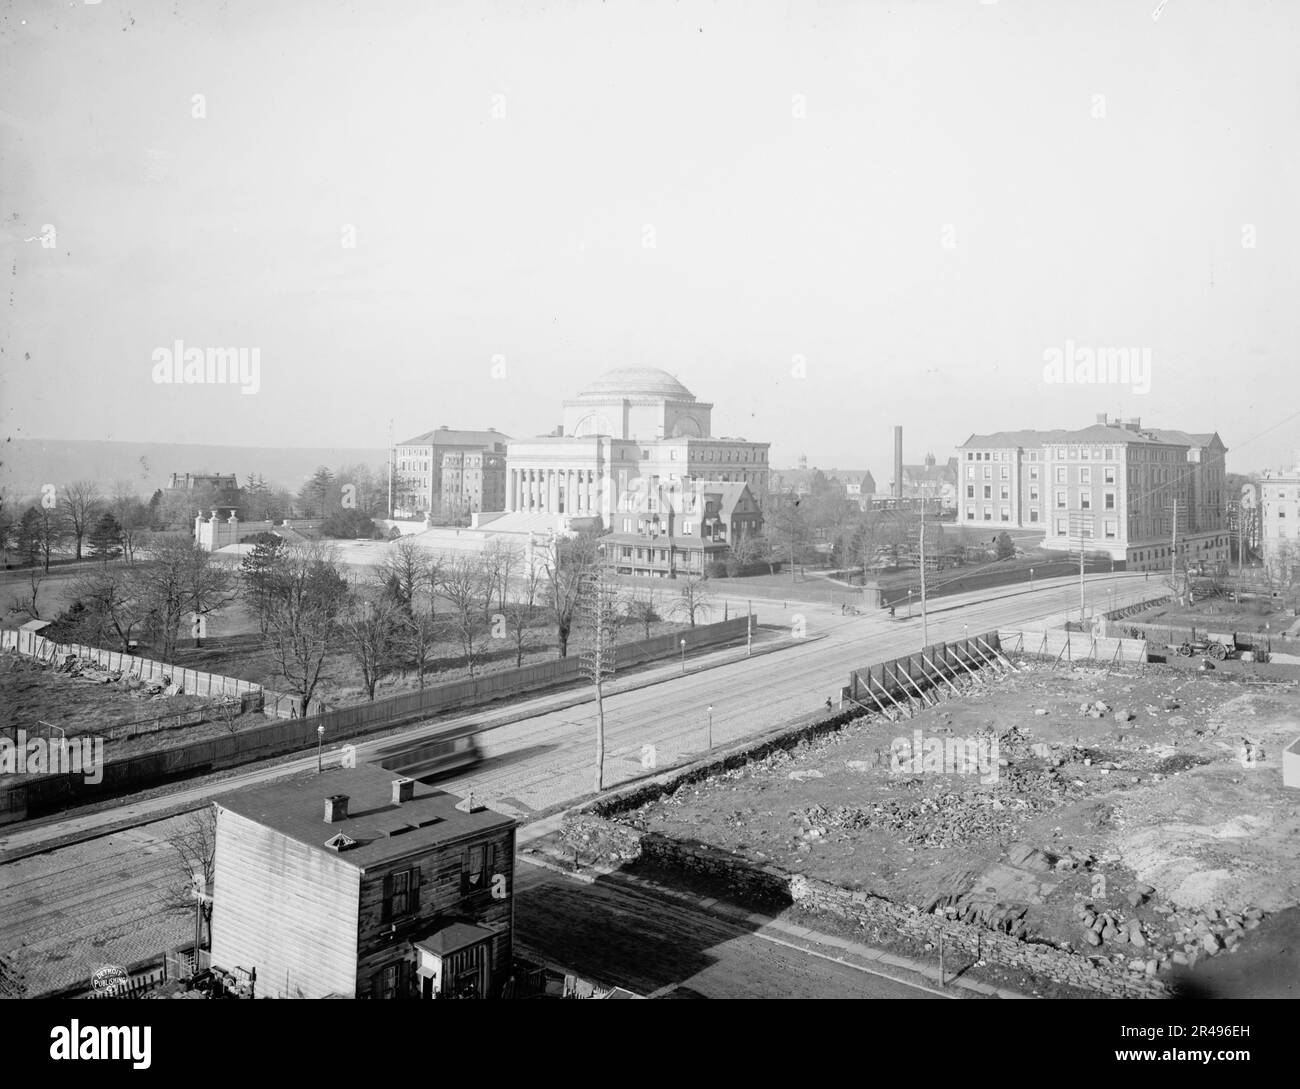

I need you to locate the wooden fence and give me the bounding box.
[1,629,261,700]
[0,615,754,824]
[845,631,1013,714]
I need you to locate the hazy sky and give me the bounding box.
[2,0,1298,479]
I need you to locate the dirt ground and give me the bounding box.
[0,652,265,768]
[617,660,1300,994]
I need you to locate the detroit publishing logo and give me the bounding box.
[0,730,105,784]
[91,965,129,993]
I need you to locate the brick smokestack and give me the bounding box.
[324,794,349,823]
[893,426,904,499]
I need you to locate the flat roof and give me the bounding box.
[214,764,514,869]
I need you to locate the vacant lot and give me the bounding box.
[0,653,265,767]
[615,661,1300,994]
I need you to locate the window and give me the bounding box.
[1080,494,1092,510]
[1000,467,1009,480]
[382,866,421,921]
[1056,518,1068,534]
[967,466,975,479]
[1104,467,1116,484]
[684,521,694,534]
[461,842,496,896]
[1055,490,1067,510]
[1029,509,1039,523]
[1029,486,1039,501]
[373,961,407,1000]
[999,485,1010,500]
[967,510,975,520]
[1029,467,1039,481]
[1079,467,1091,484]
[1000,507,1010,521]
[983,467,991,480]
[1056,467,1067,483]
[966,485,975,498]
[1104,492,1115,510]
[983,485,992,499]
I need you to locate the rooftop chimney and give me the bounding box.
[391,778,415,805]
[1095,413,1109,425]
[1124,417,1142,432]
[324,794,349,823]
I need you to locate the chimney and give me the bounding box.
[391,778,415,805]
[893,426,904,499]
[1124,417,1142,432]
[324,794,349,823]
[1095,413,1109,425]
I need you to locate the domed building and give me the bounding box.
[501,367,770,576]
[562,367,711,441]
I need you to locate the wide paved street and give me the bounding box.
[0,572,1165,995]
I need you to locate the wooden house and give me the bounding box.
[210,764,515,998]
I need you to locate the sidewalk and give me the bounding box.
[518,839,1033,1000]
[0,626,817,863]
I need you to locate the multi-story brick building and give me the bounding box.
[957,416,1230,571]
[393,427,510,520]
[440,450,507,518]
[210,765,515,999]
[1260,456,1300,581]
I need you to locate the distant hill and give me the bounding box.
[0,438,389,499]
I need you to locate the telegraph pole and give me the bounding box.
[919,503,929,648]
[387,418,395,518]
[579,569,618,792]
[1170,497,1179,596]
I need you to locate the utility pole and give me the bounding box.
[747,599,753,655]
[1170,497,1179,597]
[387,418,395,519]
[579,570,618,793]
[919,503,929,648]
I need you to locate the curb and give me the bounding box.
[0,630,818,864]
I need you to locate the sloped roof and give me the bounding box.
[399,427,510,447]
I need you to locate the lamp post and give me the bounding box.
[317,725,325,773]
[1029,567,1034,589]
[706,704,713,749]
[680,637,687,673]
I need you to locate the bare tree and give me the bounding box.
[380,539,443,687]
[339,587,404,700]
[625,585,661,641]
[136,536,237,658]
[671,573,714,628]
[59,480,103,561]
[541,531,600,658]
[8,567,46,623]
[66,567,149,650]
[480,539,518,619]
[263,544,349,717]
[439,554,488,676]
[163,809,217,949]
[505,549,544,667]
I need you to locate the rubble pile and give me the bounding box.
[53,654,180,699]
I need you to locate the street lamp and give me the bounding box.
[706,704,713,749]
[680,638,687,673]
[317,725,325,773]
[1029,567,1034,589]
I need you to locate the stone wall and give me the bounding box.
[592,822,1168,998]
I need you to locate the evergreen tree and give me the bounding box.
[89,511,124,564]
